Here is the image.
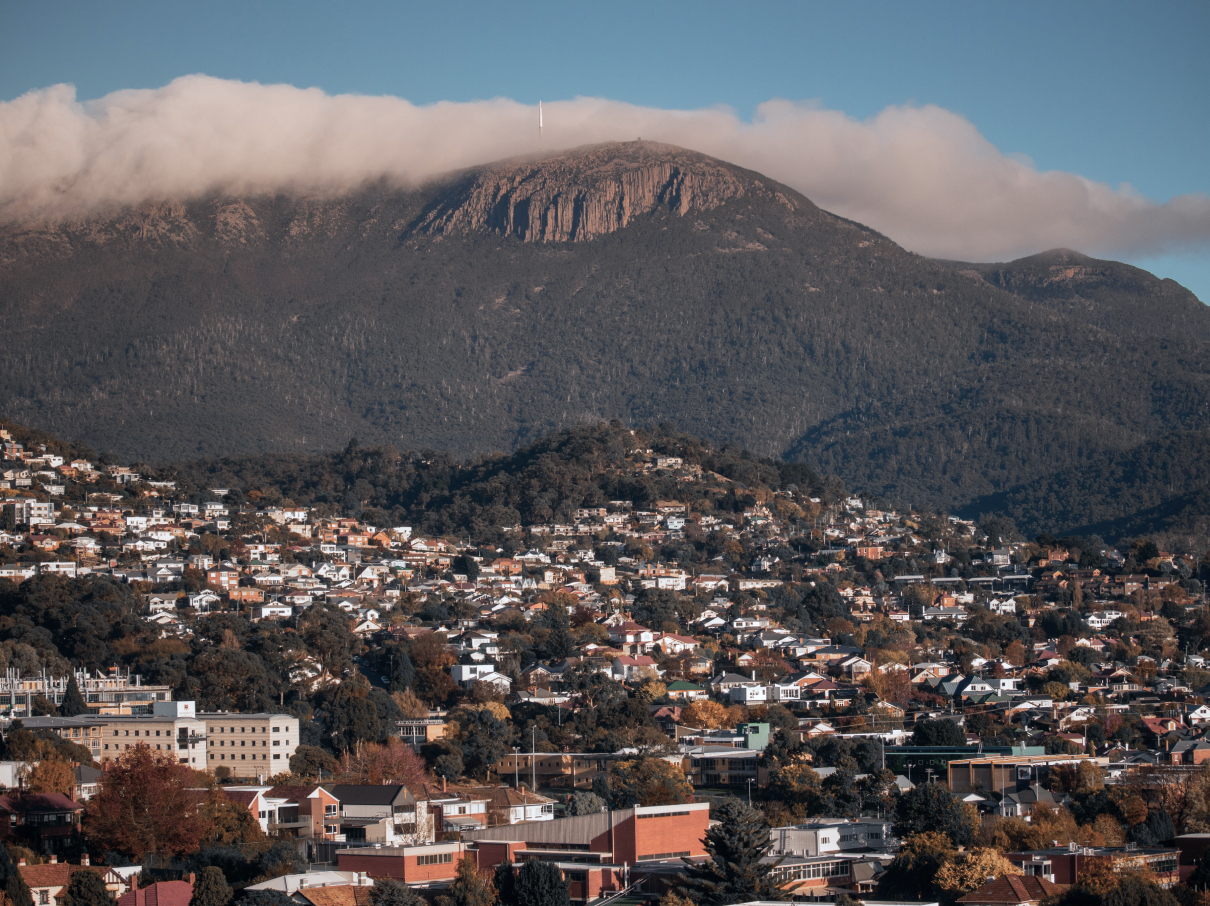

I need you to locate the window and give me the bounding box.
[274,726,281,732]
[638,852,690,861]
[417,853,454,866]
[638,811,691,819]
[38,892,48,905]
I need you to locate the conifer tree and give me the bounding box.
[369,879,426,906]
[188,867,232,906]
[437,857,497,906]
[0,842,34,906]
[61,676,88,717]
[677,799,784,906]
[498,862,569,906]
[62,871,111,906]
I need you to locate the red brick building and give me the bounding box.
[336,842,466,885]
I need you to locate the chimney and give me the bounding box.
[442,776,447,793]
[80,854,89,866]
[187,874,196,887]
[49,856,57,864]
[17,860,25,867]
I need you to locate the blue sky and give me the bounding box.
[2,0,1207,298]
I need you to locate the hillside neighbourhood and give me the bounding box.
[2,423,1210,906]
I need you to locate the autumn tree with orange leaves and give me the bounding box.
[83,746,210,859]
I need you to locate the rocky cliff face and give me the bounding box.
[411,141,794,242]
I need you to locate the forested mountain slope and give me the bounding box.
[2,141,1209,516]
[959,429,1210,546]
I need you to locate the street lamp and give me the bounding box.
[513,747,520,789]
[747,777,755,805]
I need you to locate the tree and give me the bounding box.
[436,857,497,906]
[681,701,729,730]
[677,799,784,906]
[893,783,976,847]
[27,760,75,797]
[189,867,232,906]
[911,719,966,747]
[542,601,574,661]
[321,678,384,752]
[369,879,427,906]
[298,604,357,680]
[564,791,606,816]
[83,746,211,859]
[505,861,570,906]
[410,633,457,704]
[201,788,267,846]
[238,893,294,906]
[765,764,821,813]
[457,709,516,781]
[61,676,88,717]
[875,832,955,901]
[0,842,33,906]
[290,745,339,779]
[61,872,110,906]
[387,650,417,694]
[934,849,1021,901]
[338,739,429,790]
[610,758,693,808]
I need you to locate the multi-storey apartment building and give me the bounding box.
[199,710,300,774]
[17,702,299,773]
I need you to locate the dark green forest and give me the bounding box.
[2,142,1208,525]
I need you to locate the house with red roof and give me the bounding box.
[958,874,1063,906]
[116,878,194,906]
[0,793,84,851]
[19,855,129,906]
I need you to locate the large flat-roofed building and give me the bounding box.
[18,702,299,773]
[199,711,300,775]
[948,754,1106,795]
[463,802,711,866]
[336,841,467,886]
[22,702,208,768]
[1008,844,1179,887]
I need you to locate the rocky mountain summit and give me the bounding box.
[413,142,786,242]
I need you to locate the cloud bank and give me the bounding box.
[1,75,1208,262]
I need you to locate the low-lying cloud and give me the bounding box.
[1,74,1207,263]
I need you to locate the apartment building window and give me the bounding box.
[417,853,453,866]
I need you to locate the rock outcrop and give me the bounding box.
[411,141,785,242]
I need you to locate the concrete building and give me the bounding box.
[20,702,299,773]
[199,710,300,775]
[21,702,208,768]
[769,818,895,857]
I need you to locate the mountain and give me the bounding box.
[937,248,1210,342]
[958,429,1210,545]
[2,141,1209,521]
